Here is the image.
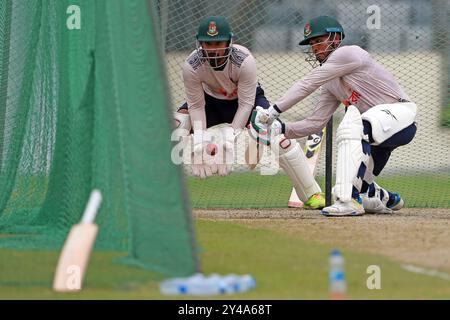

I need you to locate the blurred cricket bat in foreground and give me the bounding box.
[53,189,103,292]
[288,129,325,208]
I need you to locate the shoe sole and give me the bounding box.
[304,206,325,210]
[365,209,393,214]
[389,198,404,211]
[321,210,365,217]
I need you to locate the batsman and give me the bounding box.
[252,16,417,216]
[174,15,325,209]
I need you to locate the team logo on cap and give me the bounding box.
[304,23,312,36]
[207,21,218,36]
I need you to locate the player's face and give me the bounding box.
[309,35,334,63]
[201,41,229,68]
[304,33,342,68]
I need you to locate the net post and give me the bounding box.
[325,117,333,207]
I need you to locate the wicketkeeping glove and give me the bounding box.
[191,130,218,179]
[215,126,239,176]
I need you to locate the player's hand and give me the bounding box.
[268,119,285,137]
[252,106,270,126]
[191,144,218,179]
[191,131,218,179]
[215,126,236,176]
[250,112,285,146]
[266,105,281,124]
[250,106,278,145]
[254,105,281,126]
[250,107,270,145]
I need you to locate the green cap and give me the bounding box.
[196,16,233,42]
[299,16,345,45]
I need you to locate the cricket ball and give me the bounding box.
[206,143,218,156]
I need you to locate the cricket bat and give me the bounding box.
[53,189,103,292]
[287,128,325,207]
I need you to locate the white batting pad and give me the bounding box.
[333,105,365,202]
[272,135,321,202]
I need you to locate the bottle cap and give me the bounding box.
[331,249,342,256]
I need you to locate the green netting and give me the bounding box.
[0,0,198,284]
[443,26,450,128]
[156,0,450,208]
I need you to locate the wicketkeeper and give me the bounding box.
[174,16,325,210]
[252,16,417,216]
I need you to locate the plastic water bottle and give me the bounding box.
[159,276,190,295]
[218,274,257,294]
[159,273,221,295]
[238,274,257,292]
[186,273,221,295]
[159,273,257,296]
[329,249,347,300]
[218,274,238,294]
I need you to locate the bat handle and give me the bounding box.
[81,189,103,224]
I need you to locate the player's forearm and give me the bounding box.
[188,106,207,131]
[275,50,362,112]
[275,80,316,112]
[284,118,328,139]
[232,104,253,130]
[233,62,258,129]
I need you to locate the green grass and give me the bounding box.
[441,103,450,128]
[188,172,450,208]
[0,249,163,297]
[1,220,449,299]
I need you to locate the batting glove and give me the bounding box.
[268,119,285,137]
[250,108,270,145]
[252,105,281,127]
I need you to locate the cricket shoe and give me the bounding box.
[303,192,325,210]
[321,198,364,217]
[388,193,404,211]
[361,183,404,214]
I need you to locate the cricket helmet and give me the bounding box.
[196,16,233,43]
[299,16,345,46]
[195,16,234,69]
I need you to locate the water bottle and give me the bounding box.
[159,276,190,295]
[218,274,238,294]
[238,274,256,292]
[160,273,221,295]
[329,249,347,300]
[186,273,221,295]
[160,273,257,295]
[218,274,256,294]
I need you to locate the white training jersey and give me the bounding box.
[274,45,410,139]
[182,44,258,130]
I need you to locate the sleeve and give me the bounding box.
[182,61,206,131]
[284,87,341,139]
[231,55,258,130]
[275,46,363,112]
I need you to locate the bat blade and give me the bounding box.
[245,138,263,170]
[53,224,98,292]
[288,187,304,208]
[53,190,102,292]
[304,129,325,176]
